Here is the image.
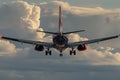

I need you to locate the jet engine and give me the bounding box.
[77,44,87,51]
[34,45,44,51]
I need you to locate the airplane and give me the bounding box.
[0,5,120,57]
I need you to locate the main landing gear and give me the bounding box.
[70,48,76,55]
[45,48,76,56]
[59,50,76,57]
[45,48,52,56]
[59,49,76,57]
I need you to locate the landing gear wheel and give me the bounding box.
[69,50,76,55]
[45,50,52,56]
[70,50,72,55]
[73,50,76,55]
[49,51,52,55]
[45,51,48,55]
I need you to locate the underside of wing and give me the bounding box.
[68,34,120,47]
[0,35,53,48]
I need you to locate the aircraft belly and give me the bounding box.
[54,44,67,52]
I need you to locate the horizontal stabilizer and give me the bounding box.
[37,30,85,35]
[37,30,58,35]
[63,30,85,35]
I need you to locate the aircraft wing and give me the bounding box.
[0,35,53,48]
[68,34,120,47]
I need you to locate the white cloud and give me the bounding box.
[40,1,120,16]
[0,40,16,55]
[68,33,88,42]
[76,47,120,65]
[0,0,44,40]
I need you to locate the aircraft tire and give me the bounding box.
[45,51,48,55]
[70,50,72,55]
[49,51,52,55]
[73,50,76,55]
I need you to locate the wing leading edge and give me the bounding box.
[68,34,120,47]
[0,35,53,48]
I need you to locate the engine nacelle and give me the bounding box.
[77,44,87,51]
[34,45,44,51]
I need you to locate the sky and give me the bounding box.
[0,0,120,80]
[1,0,120,8]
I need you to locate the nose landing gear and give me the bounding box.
[59,53,63,57]
[59,51,63,57]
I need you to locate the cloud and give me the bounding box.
[68,33,88,42]
[0,0,120,80]
[0,40,16,55]
[76,47,120,65]
[40,1,120,47]
[0,0,44,40]
[37,0,120,69]
[40,1,120,16]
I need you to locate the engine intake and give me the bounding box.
[77,44,87,51]
[35,45,44,51]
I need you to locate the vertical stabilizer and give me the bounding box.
[59,5,63,35]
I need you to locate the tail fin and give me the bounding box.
[59,5,63,34]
